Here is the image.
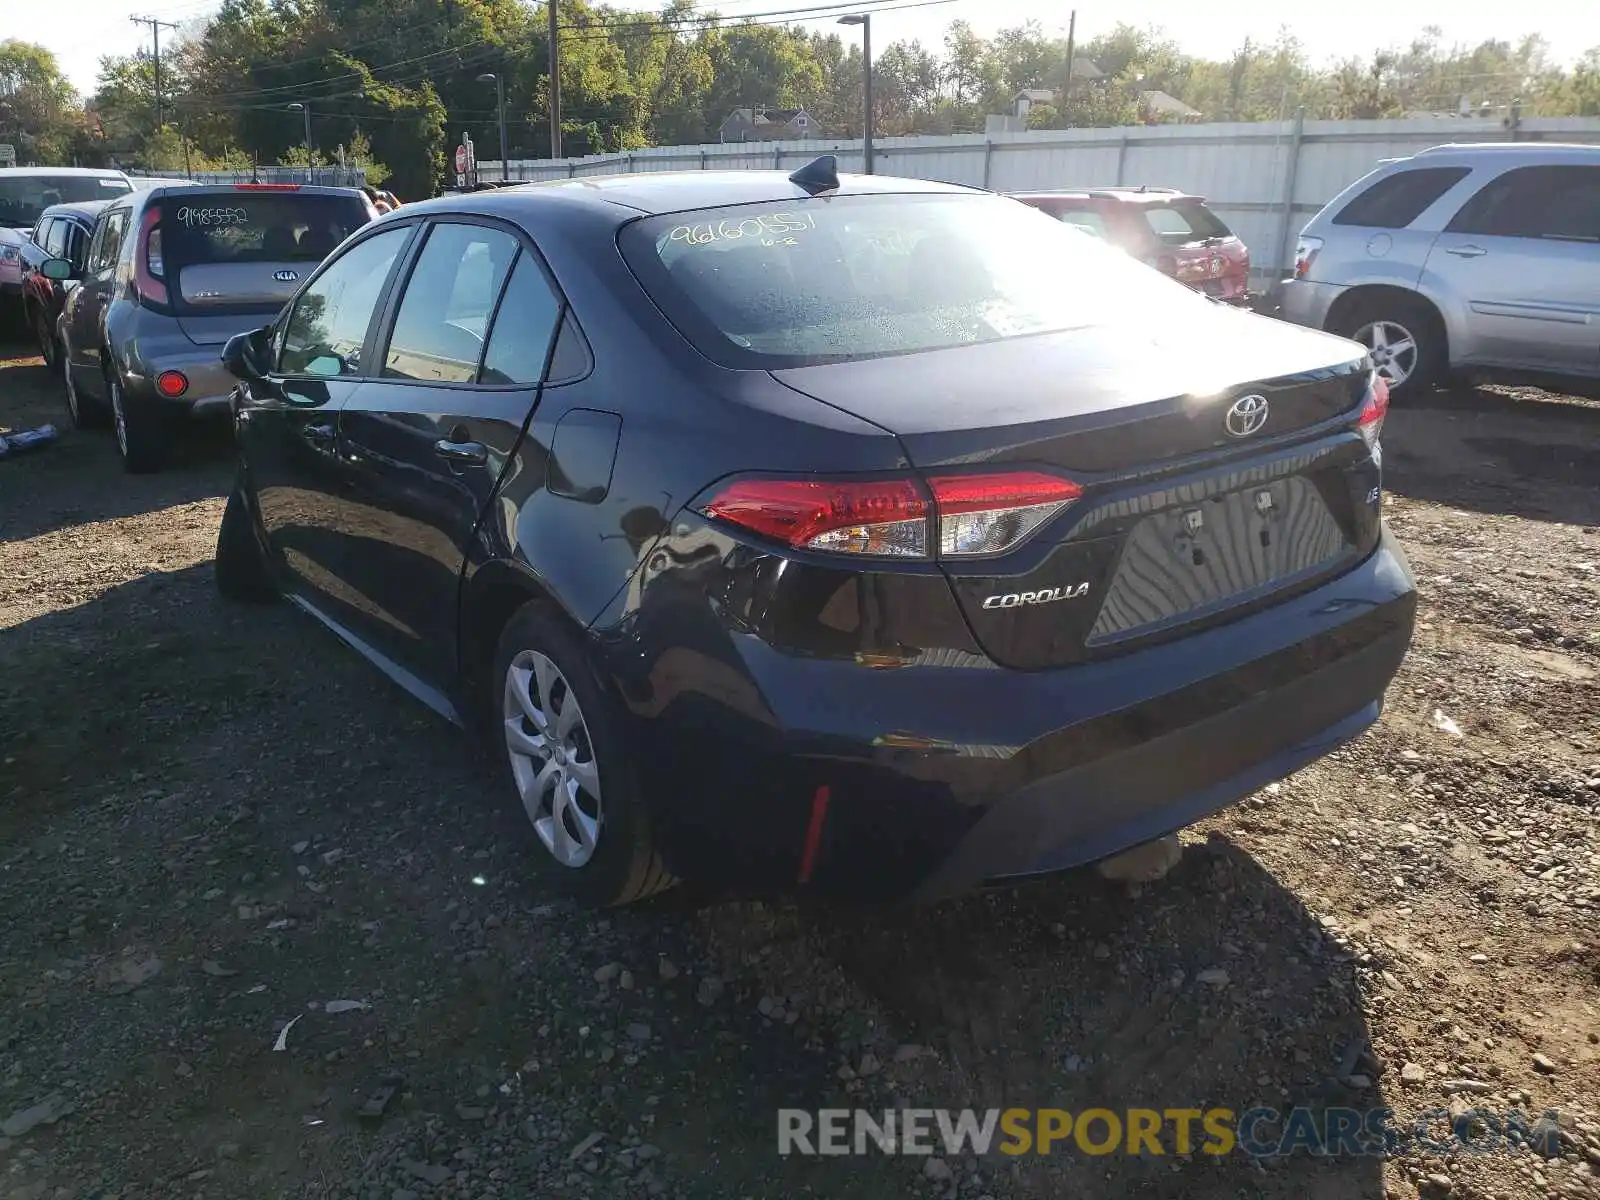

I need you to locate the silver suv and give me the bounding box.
[1277,143,1600,397]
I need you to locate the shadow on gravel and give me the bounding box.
[0,354,233,544]
[1384,385,1600,526]
[698,834,1389,1200]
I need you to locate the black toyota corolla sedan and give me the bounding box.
[216,160,1416,907]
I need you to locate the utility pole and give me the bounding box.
[547,0,563,159]
[130,16,180,135]
[1062,10,1077,100]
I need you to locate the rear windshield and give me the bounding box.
[619,192,1207,368]
[157,192,369,269]
[1141,201,1232,244]
[0,175,131,228]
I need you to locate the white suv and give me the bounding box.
[1277,143,1600,397]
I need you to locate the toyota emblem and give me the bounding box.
[1224,394,1270,438]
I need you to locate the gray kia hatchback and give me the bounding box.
[51,182,376,471]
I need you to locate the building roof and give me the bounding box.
[1139,89,1201,118]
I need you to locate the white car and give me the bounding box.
[0,167,134,306]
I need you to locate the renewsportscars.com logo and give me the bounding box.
[778,1106,1568,1159]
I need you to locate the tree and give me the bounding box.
[0,40,81,164]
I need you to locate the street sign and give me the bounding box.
[454,144,468,173]
[0,144,16,167]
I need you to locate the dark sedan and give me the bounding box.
[215,159,1416,907]
[18,200,109,366]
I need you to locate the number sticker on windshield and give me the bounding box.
[665,211,816,249]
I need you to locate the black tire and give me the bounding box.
[215,483,277,602]
[1332,294,1445,400]
[60,344,104,429]
[493,601,674,908]
[108,370,167,473]
[33,307,55,367]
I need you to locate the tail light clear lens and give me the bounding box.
[1356,372,1389,452]
[1293,236,1323,280]
[697,470,1082,560]
[929,472,1082,557]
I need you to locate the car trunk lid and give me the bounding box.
[771,312,1379,668]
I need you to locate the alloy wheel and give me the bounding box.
[503,649,603,867]
[1351,319,1419,387]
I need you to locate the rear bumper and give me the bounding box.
[123,350,237,416]
[621,529,1416,902]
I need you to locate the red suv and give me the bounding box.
[1011,187,1251,304]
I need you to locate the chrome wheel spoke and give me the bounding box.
[505,664,549,734]
[567,755,600,800]
[1387,336,1416,358]
[554,691,582,739]
[532,653,559,718]
[558,777,600,855]
[503,716,547,760]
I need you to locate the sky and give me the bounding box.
[21,0,1600,99]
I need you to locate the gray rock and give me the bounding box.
[1533,1052,1557,1074]
[627,1023,651,1043]
[593,962,622,985]
[1195,967,1230,988]
[923,1156,953,1182]
[657,958,679,981]
[696,976,724,1006]
[893,1044,928,1064]
[400,1159,452,1186]
[2,1093,72,1138]
[1419,1172,1453,1198]
[1401,1062,1428,1084]
[568,1131,605,1161]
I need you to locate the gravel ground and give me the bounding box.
[1,336,1597,1200]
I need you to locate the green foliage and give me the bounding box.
[9,12,1600,189]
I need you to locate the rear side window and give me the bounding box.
[481,253,563,386]
[1446,165,1600,240]
[90,209,130,273]
[1332,167,1469,228]
[280,226,411,377]
[1142,202,1231,243]
[383,223,519,384]
[1054,209,1110,239]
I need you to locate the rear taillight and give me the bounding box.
[155,370,188,398]
[134,206,168,307]
[697,470,1082,561]
[701,478,928,558]
[1356,372,1389,452]
[1292,235,1323,280]
[928,472,1082,557]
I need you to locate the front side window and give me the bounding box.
[620,192,1206,369]
[383,222,519,384]
[1446,165,1600,241]
[280,226,411,377]
[44,220,71,259]
[1333,167,1470,229]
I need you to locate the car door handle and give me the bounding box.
[1445,244,1488,258]
[303,422,335,442]
[435,438,487,465]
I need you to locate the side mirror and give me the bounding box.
[222,326,272,382]
[41,258,77,282]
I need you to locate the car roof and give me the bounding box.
[1010,187,1200,205]
[1410,142,1600,165]
[40,200,114,221]
[0,166,131,179]
[406,168,984,221]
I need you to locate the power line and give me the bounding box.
[130,15,181,132]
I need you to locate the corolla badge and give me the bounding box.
[1224,393,1270,438]
[273,269,300,282]
[982,583,1090,609]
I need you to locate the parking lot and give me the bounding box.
[1,335,1597,1199]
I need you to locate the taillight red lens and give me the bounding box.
[155,370,188,398]
[1356,372,1388,444]
[134,206,168,307]
[698,470,1082,560]
[928,471,1082,557]
[701,478,929,558]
